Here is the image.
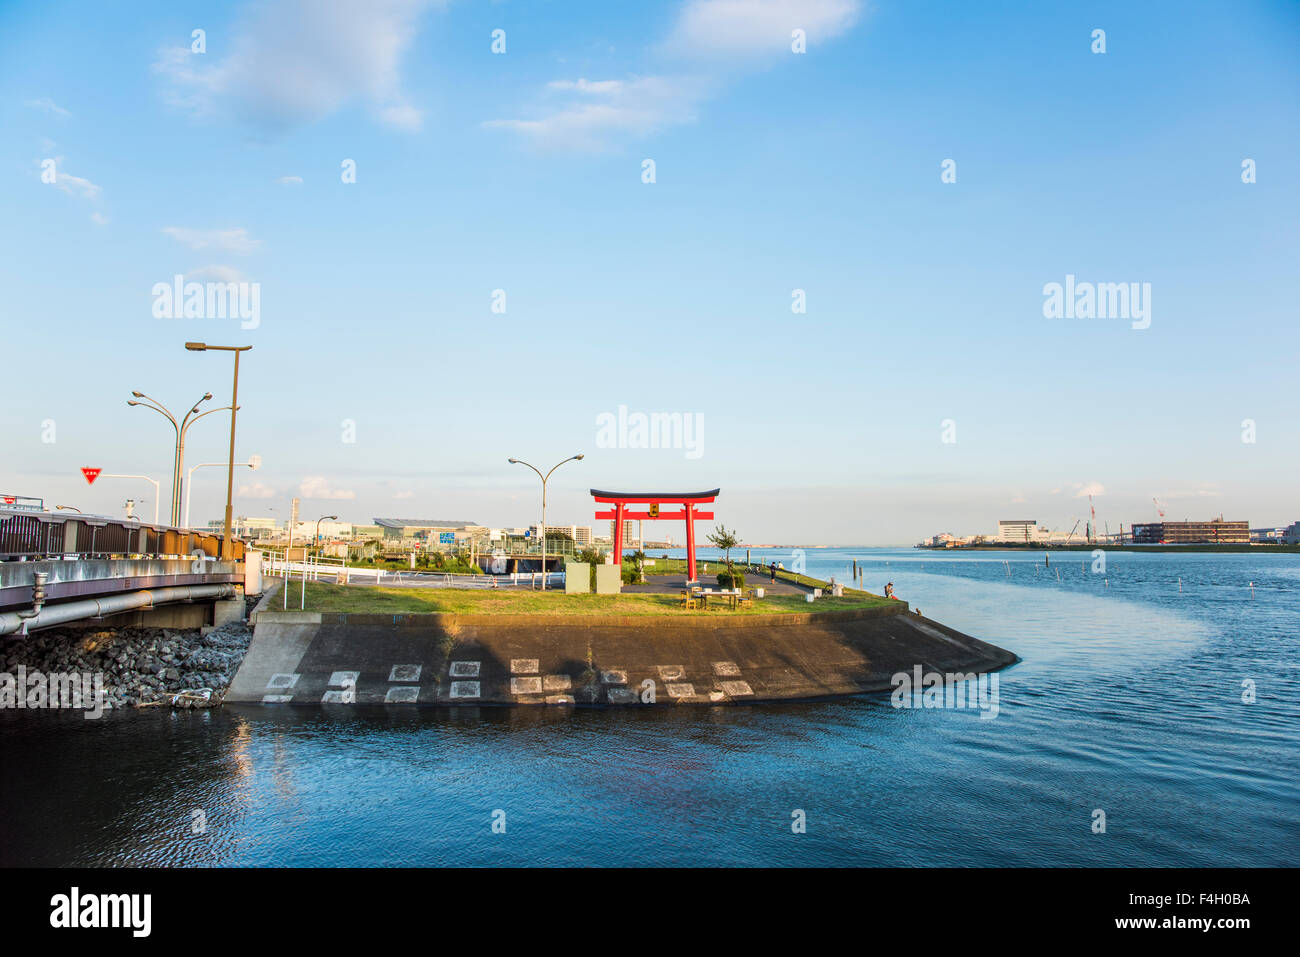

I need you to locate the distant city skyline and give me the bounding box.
[2,0,1298,544]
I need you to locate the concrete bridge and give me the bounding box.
[0,507,257,637]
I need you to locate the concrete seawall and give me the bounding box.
[226,604,1018,706]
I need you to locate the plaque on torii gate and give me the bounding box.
[591,488,718,583]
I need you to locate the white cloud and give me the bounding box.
[153,0,438,134]
[665,0,862,57]
[43,159,102,201]
[1154,483,1222,500]
[90,212,109,226]
[393,490,414,499]
[163,226,262,255]
[186,264,246,283]
[26,97,70,116]
[1073,481,1105,498]
[274,175,303,185]
[491,0,862,153]
[238,481,276,499]
[299,476,356,500]
[487,75,712,152]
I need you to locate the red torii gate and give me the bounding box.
[591,488,718,583]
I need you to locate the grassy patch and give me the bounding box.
[294,582,894,616]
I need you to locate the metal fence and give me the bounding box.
[1,508,246,561]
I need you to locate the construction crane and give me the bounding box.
[1152,497,1165,519]
[1066,518,1081,543]
[1089,494,1097,544]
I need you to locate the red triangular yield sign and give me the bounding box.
[81,467,102,485]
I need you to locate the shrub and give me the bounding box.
[621,563,641,585]
[717,569,745,588]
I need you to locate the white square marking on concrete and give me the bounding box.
[449,661,480,678]
[385,686,421,703]
[388,665,422,682]
[657,665,686,681]
[266,673,300,690]
[666,682,696,698]
[328,671,359,689]
[606,688,638,705]
[543,675,572,692]
[449,681,480,699]
[510,658,539,675]
[712,661,741,676]
[261,694,294,703]
[720,680,753,697]
[600,669,628,686]
[510,676,543,695]
[321,689,355,704]
[545,695,576,705]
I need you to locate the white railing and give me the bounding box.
[252,548,564,604]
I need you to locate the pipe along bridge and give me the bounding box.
[1,508,257,637]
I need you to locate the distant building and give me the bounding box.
[208,516,276,540]
[1282,521,1300,545]
[543,524,592,546]
[373,518,481,542]
[1131,520,1249,544]
[997,519,1040,543]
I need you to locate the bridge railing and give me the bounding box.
[1,508,246,562]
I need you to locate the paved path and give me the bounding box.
[621,572,806,596]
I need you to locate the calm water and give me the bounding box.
[2,547,1296,867]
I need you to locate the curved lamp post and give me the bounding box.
[315,514,339,553]
[101,474,163,525]
[184,455,260,529]
[125,392,225,526]
[507,454,583,590]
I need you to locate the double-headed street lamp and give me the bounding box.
[186,342,252,558]
[127,391,229,526]
[507,454,584,590]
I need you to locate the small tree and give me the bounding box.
[707,524,740,586]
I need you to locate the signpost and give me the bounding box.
[439,532,455,545]
[81,467,102,485]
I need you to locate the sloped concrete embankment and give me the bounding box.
[226,604,1018,706]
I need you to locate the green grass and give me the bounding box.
[292,581,894,616]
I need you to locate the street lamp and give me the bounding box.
[127,390,227,525]
[54,505,82,513]
[507,454,583,590]
[316,515,339,553]
[101,474,164,525]
[186,342,252,558]
[185,455,261,529]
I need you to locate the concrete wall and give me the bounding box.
[226,605,1018,707]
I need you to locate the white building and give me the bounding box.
[996,519,1041,543]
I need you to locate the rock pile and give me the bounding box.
[2,597,256,710]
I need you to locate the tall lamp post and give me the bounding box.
[507,454,583,590]
[126,392,225,525]
[186,342,252,558]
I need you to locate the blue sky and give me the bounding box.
[2,0,1298,543]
